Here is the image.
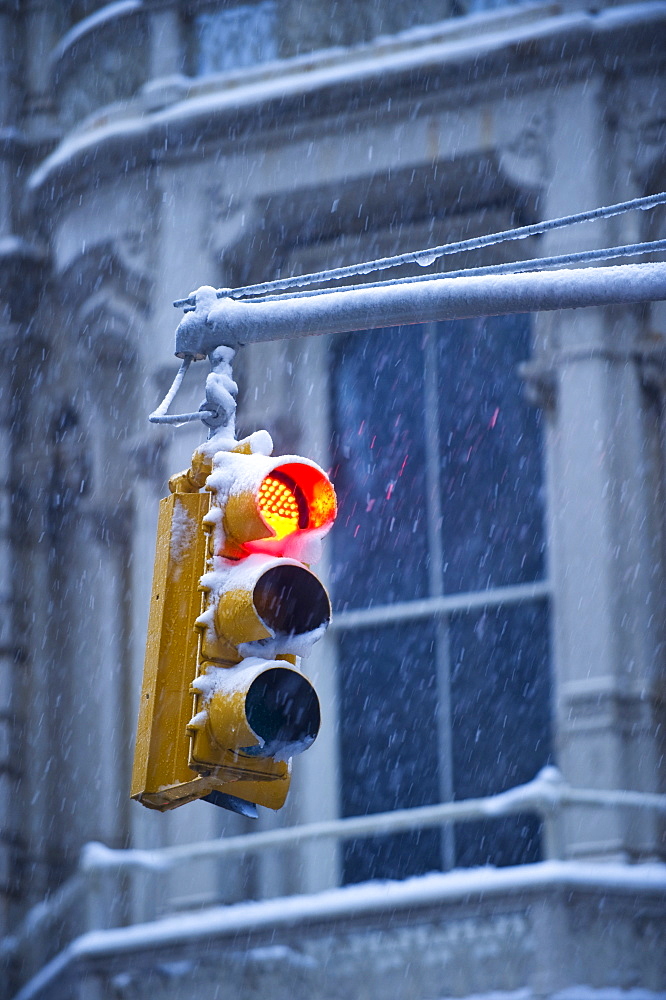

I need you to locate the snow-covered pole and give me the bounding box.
[174,263,666,353]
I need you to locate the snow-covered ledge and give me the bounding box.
[12,862,666,1000]
[6,770,666,1000]
[28,2,666,201]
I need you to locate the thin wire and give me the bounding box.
[244,239,666,304]
[173,190,666,307]
[149,355,214,425]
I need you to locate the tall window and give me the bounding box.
[330,316,551,884]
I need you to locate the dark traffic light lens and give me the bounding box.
[254,565,331,637]
[245,667,320,757]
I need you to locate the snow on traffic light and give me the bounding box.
[131,431,337,814]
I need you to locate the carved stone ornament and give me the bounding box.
[77,295,139,370]
[619,81,666,187]
[205,188,260,259]
[498,107,553,193]
[58,240,150,367]
[115,229,151,277]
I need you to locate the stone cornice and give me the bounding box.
[27,2,666,207]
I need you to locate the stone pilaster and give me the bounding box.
[537,76,666,860]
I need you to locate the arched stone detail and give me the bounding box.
[51,242,151,521]
[58,240,150,367]
[204,189,261,270]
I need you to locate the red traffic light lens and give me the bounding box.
[258,472,308,539]
[257,462,336,542]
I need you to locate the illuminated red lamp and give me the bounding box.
[218,457,337,558]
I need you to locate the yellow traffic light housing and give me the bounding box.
[131,430,336,814]
[130,490,211,810]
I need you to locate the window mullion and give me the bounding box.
[423,323,444,599]
[424,323,455,868]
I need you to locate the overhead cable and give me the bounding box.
[173,190,666,308]
[256,238,666,303]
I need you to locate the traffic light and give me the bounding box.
[131,433,336,813]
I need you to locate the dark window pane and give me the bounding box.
[450,600,552,867]
[338,621,441,883]
[331,316,552,879]
[454,815,544,868]
[438,315,545,593]
[330,327,429,610]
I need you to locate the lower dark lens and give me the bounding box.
[254,565,330,636]
[245,668,321,757]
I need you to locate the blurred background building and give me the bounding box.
[0,0,665,997]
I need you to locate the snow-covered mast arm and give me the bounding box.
[182,262,666,349]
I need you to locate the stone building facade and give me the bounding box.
[1,1,665,997]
